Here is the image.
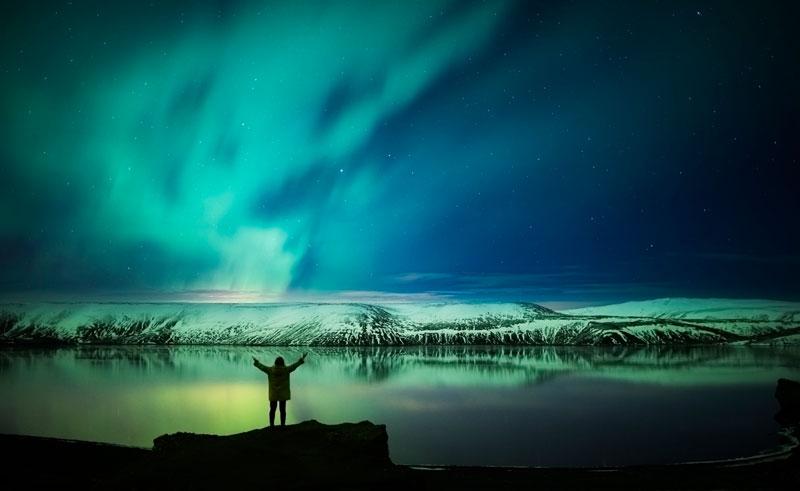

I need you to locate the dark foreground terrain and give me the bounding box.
[2,417,799,490]
[2,378,799,489]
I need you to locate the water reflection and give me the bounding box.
[1,345,799,466]
[4,345,797,381]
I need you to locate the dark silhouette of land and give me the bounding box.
[1,420,798,489]
[1,379,798,489]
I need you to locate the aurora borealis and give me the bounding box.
[1,1,798,302]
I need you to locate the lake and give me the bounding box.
[1,345,798,467]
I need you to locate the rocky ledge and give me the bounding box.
[151,420,394,486]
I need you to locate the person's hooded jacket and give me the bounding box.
[254,358,304,401]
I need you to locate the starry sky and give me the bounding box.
[1,0,798,303]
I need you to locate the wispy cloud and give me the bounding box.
[386,270,675,304]
[392,272,457,283]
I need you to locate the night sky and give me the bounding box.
[1,1,798,303]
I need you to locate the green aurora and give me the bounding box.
[1,1,798,301]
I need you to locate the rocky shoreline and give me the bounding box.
[2,418,798,490]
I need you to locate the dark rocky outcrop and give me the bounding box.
[2,413,799,489]
[776,378,800,413]
[150,420,395,486]
[775,378,800,425]
[0,434,150,488]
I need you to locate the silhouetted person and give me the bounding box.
[253,353,307,427]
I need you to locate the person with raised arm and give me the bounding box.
[252,353,307,427]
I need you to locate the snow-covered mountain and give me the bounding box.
[564,298,800,322]
[1,299,798,346]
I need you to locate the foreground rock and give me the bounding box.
[150,420,395,486]
[1,420,403,489]
[1,415,799,489]
[776,378,800,414]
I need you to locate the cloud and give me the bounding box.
[386,270,676,303]
[392,272,456,283]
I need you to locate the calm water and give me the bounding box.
[1,346,799,467]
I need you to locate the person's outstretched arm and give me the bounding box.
[287,352,307,373]
[252,357,270,374]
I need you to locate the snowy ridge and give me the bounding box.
[1,299,799,346]
[565,298,800,322]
